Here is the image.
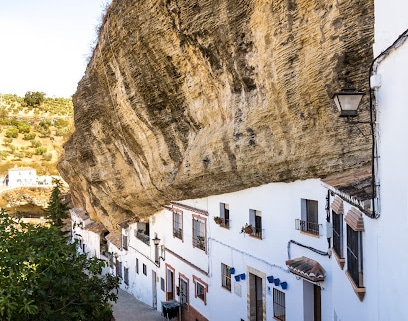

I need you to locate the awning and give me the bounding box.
[345,207,364,231]
[331,197,344,215]
[286,256,326,282]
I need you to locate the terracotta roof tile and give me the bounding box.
[286,256,326,282]
[85,221,107,234]
[345,207,364,231]
[322,167,372,202]
[106,232,122,249]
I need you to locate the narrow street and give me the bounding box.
[112,288,163,321]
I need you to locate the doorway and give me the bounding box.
[152,270,157,308]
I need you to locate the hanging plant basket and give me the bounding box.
[213,216,223,224]
[240,223,253,235]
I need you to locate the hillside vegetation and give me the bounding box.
[0,93,73,175]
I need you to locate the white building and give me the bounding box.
[69,1,408,319]
[7,166,37,187]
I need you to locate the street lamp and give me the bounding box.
[152,234,165,266]
[332,87,365,118]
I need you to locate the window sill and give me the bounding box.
[221,285,232,292]
[345,270,365,301]
[300,231,320,238]
[332,250,345,270]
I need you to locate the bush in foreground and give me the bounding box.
[0,209,119,321]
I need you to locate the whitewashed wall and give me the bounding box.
[374,5,408,319]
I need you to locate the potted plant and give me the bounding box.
[213,216,223,224]
[240,223,253,235]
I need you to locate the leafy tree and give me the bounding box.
[23,91,45,107]
[43,179,69,227]
[0,209,119,321]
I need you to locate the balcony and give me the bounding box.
[295,219,322,236]
[193,236,206,251]
[135,230,150,245]
[173,229,182,239]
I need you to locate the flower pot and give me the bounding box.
[234,275,241,282]
[267,276,274,283]
[229,267,236,275]
[240,273,246,280]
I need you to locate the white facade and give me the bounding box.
[7,167,37,187]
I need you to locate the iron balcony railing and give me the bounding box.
[193,236,206,251]
[135,230,150,245]
[295,219,322,236]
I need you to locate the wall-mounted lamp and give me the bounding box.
[331,82,377,218]
[332,87,365,118]
[152,234,165,267]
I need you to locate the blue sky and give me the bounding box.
[0,0,110,97]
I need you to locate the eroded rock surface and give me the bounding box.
[58,0,374,230]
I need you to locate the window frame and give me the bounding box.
[179,274,189,305]
[273,288,286,321]
[173,210,183,240]
[193,275,208,305]
[347,225,363,288]
[192,215,206,251]
[249,209,262,239]
[219,203,230,228]
[332,210,344,262]
[143,263,147,276]
[298,199,320,236]
[221,263,232,291]
[124,267,129,285]
[122,234,128,251]
[136,258,139,274]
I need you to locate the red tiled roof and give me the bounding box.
[70,208,89,221]
[322,167,372,202]
[345,207,364,231]
[106,232,122,249]
[331,197,344,215]
[170,202,208,216]
[286,256,326,282]
[85,221,107,234]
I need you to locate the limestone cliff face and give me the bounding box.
[58,0,374,230]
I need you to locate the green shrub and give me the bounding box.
[25,151,33,158]
[5,127,18,138]
[23,132,36,140]
[42,152,53,161]
[13,151,25,159]
[3,137,13,144]
[31,140,42,148]
[17,122,30,133]
[35,147,47,155]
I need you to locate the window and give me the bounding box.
[296,199,320,236]
[122,234,128,251]
[192,217,206,251]
[143,263,147,276]
[109,254,114,269]
[124,267,129,285]
[347,225,363,287]
[116,259,123,278]
[273,288,286,321]
[135,222,150,245]
[332,210,344,260]
[219,203,230,228]
[249,209,262,239]
[161,277,165,291]
[173,211,183,239]
[136,258,139,274]
[221,263,231,291]
[196,282,205,301]
[180,277,189,305]
[193,276,207,305]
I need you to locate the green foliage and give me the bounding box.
[34,147,47,155]
[3,137,13,145]
[43,179,69,227]
[0,209,119,321]
[42,153,53,161]
[53,118,69,128]
[5,127,18,138]
[31,140,42,148]
[17,121,30,133]
[23,132,36,140]
[23,91,45,107]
